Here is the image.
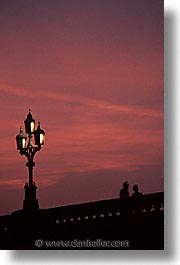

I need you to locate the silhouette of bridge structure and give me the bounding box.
[0,192,164,249]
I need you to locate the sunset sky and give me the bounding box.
[0,0,163,215]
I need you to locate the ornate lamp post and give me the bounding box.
[16,109,45,212]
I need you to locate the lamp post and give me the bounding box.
[16,109,45,213]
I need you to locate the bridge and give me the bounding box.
[0,192,164,250]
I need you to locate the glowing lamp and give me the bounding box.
[24,109,35,133]
[16,127,27,150]
[34,122,45,146]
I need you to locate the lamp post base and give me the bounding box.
[23,182,39,213]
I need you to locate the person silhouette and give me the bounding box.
[132,184,142,197]
[119,181,129,198]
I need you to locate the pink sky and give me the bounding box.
[0,0,163,215]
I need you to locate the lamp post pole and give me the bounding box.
[16,110,45,213]
[20,135,40,187]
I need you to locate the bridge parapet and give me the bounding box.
[38,192,164,224]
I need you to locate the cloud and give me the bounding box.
[0,83,163,192]
[0,83,162,119]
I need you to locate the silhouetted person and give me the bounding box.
[132,184,142,197]
[119,181,129,198]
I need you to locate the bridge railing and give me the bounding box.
[38,192,164,224]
